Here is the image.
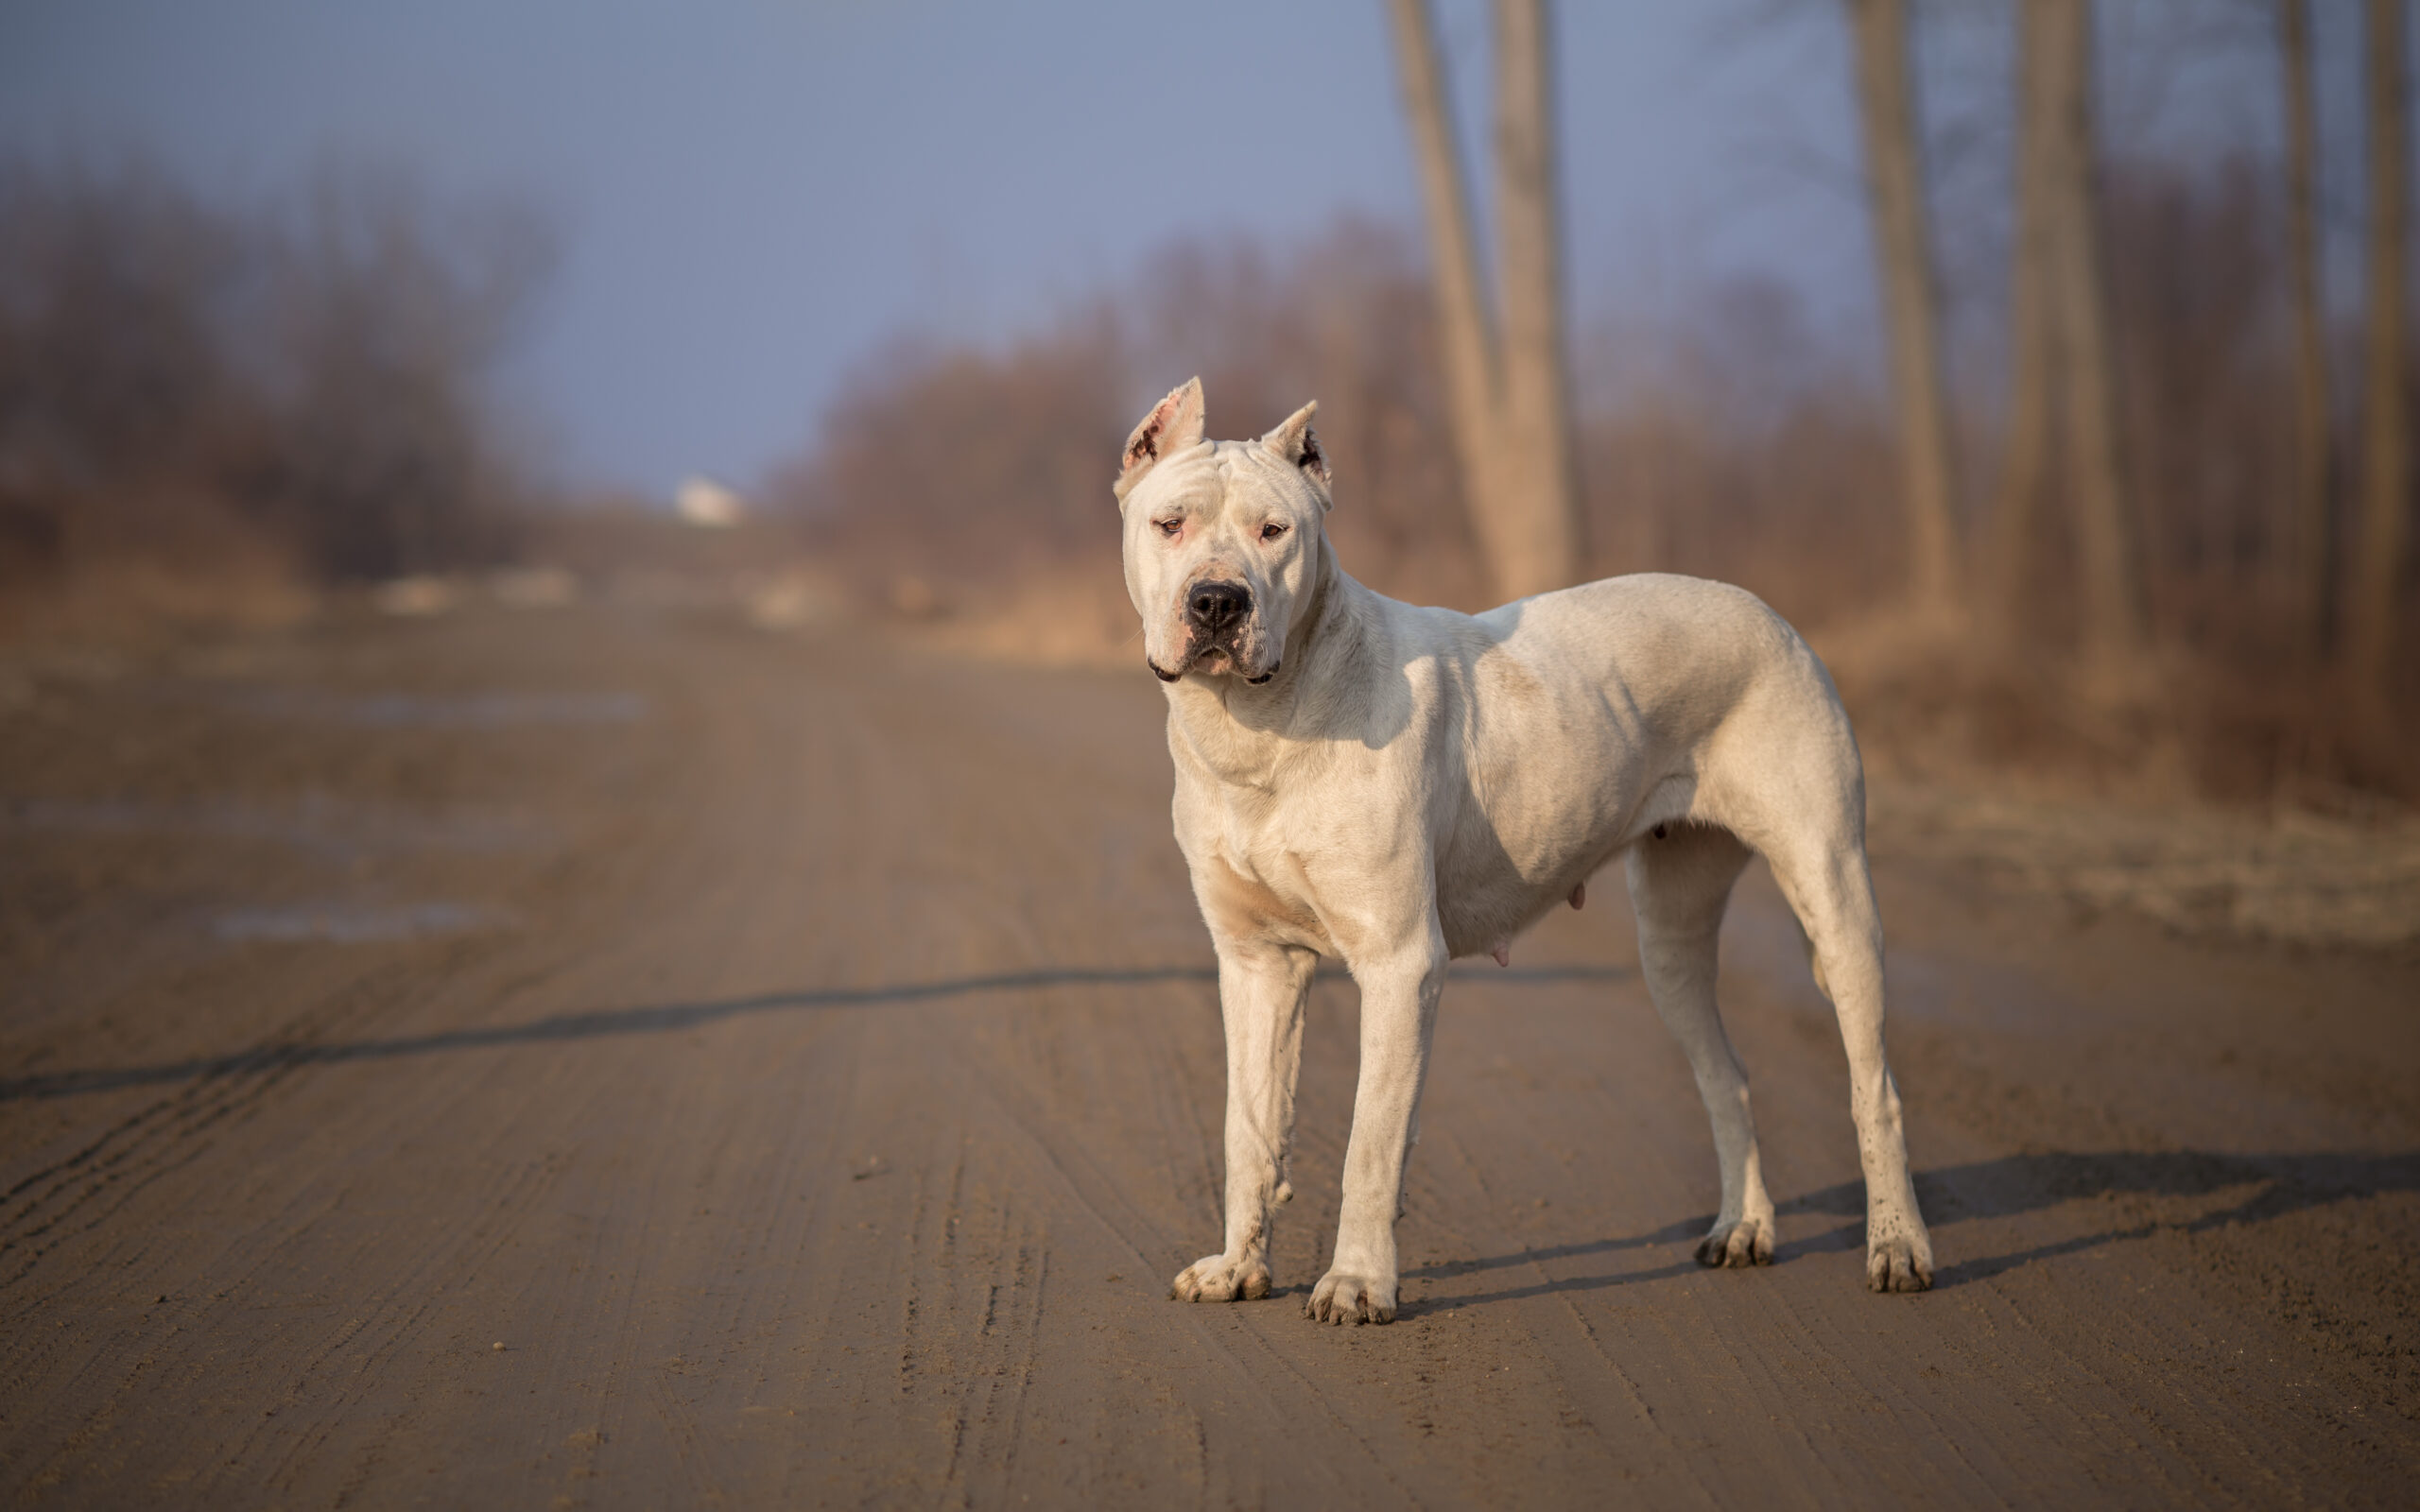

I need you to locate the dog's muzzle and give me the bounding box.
[1150,577,1271,682]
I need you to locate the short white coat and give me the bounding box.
[1116,379,1933,1323]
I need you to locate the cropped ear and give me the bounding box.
[1261,400,1331,505]
[1115,376,1207,502]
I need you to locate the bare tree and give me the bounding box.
[2351,0,2411,697]
[1994,0,2060,632]
[1847,0,1960,614]
[1386,0,1510,582]
[2042,0,2147,664]
[2279,0,2335,659]
[1491,0,1581,600]
[1387,0,1579,601]
[263,169,554,579]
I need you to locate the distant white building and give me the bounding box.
[677,476,746,528]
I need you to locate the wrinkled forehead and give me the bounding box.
[1128,440,1300,517]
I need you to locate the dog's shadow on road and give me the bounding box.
[1397,1148,2420,1312]
[0,968,1232,1102]
[0,962,1627,1104]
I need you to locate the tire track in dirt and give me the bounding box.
[774,672,1432,1509]
[0,963,462,1300]
[0,613,704,1292]
[1,610,845,1500]
[939,1007,1434,1505]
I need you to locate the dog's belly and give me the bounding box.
[1432,766,1698,962]
[1435,872,1552,961]
[1432,806,1613,962]
[1433,833,1605,959]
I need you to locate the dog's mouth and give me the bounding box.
[1149,628,1277,685]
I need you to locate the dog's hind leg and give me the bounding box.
[1760,812,1934,1294]
[1625,823,1775,1268]
[1171,938,1316,1305]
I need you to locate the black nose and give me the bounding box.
[1186,580,1251,632]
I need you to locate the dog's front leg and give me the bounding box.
[1171,938,1315,1304]
[1306,936,1444,1325]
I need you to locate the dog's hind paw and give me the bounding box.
[1866,1236,1933,1294]
[1694,1214,1775,1269]
[1169,1253,1270,1303]
[1304,1269,1395,1325]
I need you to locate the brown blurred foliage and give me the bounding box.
[0,156,550,627]
[769,218,1906,641]
[772,177,2414,804]
[776,221,1495,613]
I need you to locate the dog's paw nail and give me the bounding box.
[1696,1216,1775,1269]
[1306,1269,1396,1327]
[1172,1254,1270,1304]
[1865,1238,1934,1294]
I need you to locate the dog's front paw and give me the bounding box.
[1170,1252,1270,1303]
[1866,1234,1933,1294]
[1694,1214,1775,1269]
[1304,1268,1395,1325]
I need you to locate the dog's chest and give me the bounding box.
[1180,781,1334,950]
[1213,791,1313,898]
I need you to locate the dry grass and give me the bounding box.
[1868,778,2420,952]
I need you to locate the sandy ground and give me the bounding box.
[1,601,2415,1508]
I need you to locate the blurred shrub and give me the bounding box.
[0,155,551,600]
[769,217,1900,630]
[772,219,1498,613]
[784,315,1130,590]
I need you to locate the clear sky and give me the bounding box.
[0,1,2295,498]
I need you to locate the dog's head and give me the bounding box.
[1115,377,1331,684]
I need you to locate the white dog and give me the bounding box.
[1118,378,1933,1325]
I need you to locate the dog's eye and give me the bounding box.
[1260,522,1288,541]
[1154,519,1182,539]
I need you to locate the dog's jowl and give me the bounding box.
[1118,377,1933,1325]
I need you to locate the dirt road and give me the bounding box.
[3,602,2415,1507]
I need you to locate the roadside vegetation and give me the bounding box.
[0,157,552,636]
[3,6,2412,812]
[775,3,2419,808]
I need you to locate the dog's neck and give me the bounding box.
[1161,528,1372,788]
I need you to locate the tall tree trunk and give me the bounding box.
[2351,0,2411,696]
[1491,0,1581,600]
[1385,0,1510,588]
[2281,0,2336,660]
[1386,0,1579,603]
[2040,0,2148,664]
[1848,0,1960,614]
[1996,0,2060,634]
